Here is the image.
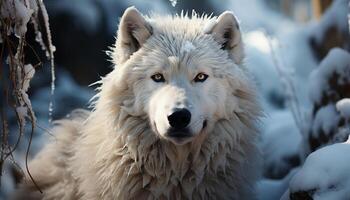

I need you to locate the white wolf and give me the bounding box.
[12,7,262,200]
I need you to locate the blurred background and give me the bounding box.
[1,0,349,199]
[22,0,349,86]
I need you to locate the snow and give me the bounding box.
[308,48,350,104]
[262,110,302,179]
[258,179,288,200]
[180,41,196,54]
[37,0,56,60]
[14,63,36,125]
[19,64,36,123]
[289,141,350,200]
[302,48,350,156]
[16,106,28,127]
[0,0,34,37]
[312,0,349,43]
[22,64,36,91]
[336,98,350,119]
[244,27,316,112]
[244,31,272,54]
[257,169,298,200]
[312,104,340,137]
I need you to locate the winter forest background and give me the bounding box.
[0,0,350,199]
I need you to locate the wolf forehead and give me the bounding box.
[145,17,219,48]
[112,7,244,66]
[120,13,220,58]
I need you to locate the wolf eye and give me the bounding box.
[194,73,209,82]
[151,73,165,82]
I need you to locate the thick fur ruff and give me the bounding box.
[12,9,262,200]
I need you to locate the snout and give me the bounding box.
[167,108,191,129]
[165,108,193,144]
[149,85,208,145]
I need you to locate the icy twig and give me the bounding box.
[35,0,55,123]
[0,0,54,191]
[265,32,305,136]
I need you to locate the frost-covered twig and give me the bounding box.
[265,33,305,136]
[35,0,55,122]
[0,0,55,189]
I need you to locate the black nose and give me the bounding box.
[167,109,191,129]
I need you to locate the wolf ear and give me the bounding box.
[117,7,152,62]
[205,11,243,64]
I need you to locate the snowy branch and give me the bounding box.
[0,0,54,189]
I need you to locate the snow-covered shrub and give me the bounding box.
[336,98,350,121]
[0,0,54,186]
[288,137,350,200]
[262,111,302,179]
[309,0,350,60]
[302,48,350,157]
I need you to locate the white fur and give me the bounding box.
[12,7,262,200]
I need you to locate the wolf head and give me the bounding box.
[108,7,254,145]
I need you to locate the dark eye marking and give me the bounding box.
[193,73,209,82]
[151,73,165,82]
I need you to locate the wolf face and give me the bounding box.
[112,7,247,145]
[146,56,220,145]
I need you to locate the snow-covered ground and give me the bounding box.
[1,0,349,199]
[288,138,350,200]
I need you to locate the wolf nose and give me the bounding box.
[167,109,191,129]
